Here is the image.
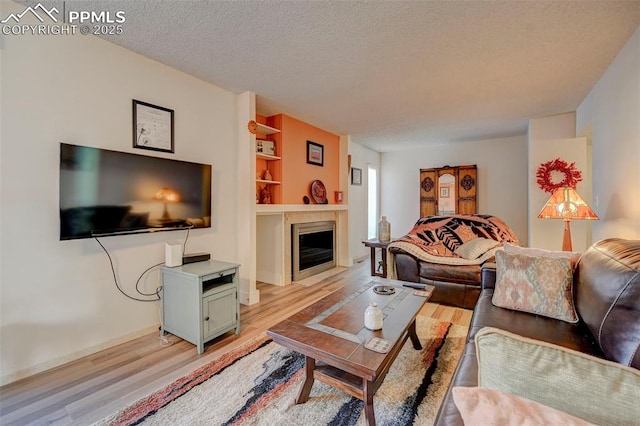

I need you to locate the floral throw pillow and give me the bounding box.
[492,250,578,323]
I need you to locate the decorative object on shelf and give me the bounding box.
[263,169,272,181]
[153,187,180,221]
[310,180,327,204]
[364,302,383,330]
[259,185,271,204]
[351,167,362,185]
[536,158,583,194]
[306,140,324,166]
[256,140,275,156]
[133,99,174,153]
[334,191,343,203]
[440,187,450,198]
[538,186,599,251]
[378,216,391,242]
[303,196,310,204]
[247,120,258,134]
[256,172,262,180]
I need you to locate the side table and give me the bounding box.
[362,238,394,278]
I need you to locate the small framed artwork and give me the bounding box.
[351,167,362,186]
[133,99,174,153]
[440,187,450,198]
[306,141,324,166]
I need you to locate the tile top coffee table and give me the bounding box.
[266,277,434,426]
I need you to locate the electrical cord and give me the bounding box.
[95,227,191,302]
[95,237,158,302]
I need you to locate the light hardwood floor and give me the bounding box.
[0,258,472,426]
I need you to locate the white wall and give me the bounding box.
[348,141,381,260]
[0,1,239,384]
[381,135,528,244]
[576,26,640,241]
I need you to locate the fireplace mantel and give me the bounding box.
[256,204,348,215]
[256,205,349,286]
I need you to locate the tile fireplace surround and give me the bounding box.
[256,204,349,286]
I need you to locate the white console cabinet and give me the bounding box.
[161,260,240,354]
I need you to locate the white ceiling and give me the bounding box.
[20,1,640,151]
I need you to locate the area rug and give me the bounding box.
[99,316,468,426]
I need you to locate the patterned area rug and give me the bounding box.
[98,316,468,426]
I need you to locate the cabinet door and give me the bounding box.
[419,169,437,217]
[202,288,237,339]
[457,165,477,214]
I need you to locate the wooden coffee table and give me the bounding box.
[267,277,434,425]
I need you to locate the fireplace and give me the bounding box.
[292,221,336,281]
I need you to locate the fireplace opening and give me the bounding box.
[292,221,336,281]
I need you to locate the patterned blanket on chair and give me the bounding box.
[390,214,519,258]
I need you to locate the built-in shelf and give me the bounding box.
[256,179,281,185]
[256,153,281,161]
[256,123,280,135]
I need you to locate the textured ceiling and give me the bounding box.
[18,1,640,151]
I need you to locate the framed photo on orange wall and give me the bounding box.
[307,141,324,166]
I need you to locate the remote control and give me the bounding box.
[402,283,426,290]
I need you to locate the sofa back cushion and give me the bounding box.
[575,238,640,369]
[475,327,640,426]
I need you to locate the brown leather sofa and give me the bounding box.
[391,249,484,309]
[434,238,640,425]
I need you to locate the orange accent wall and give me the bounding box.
[268,114,340,205]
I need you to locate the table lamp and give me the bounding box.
[154,187,180,221]
[537,186,599,251]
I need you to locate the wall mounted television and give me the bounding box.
[59,143,212,240]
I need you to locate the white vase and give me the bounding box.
[378,216,391,242]
[364,302,383,330]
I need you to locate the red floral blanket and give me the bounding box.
[392,214,519,258]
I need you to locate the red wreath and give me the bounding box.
[536,158,582,194]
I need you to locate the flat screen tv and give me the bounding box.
[59,143,212,240]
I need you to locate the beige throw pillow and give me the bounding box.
[503,243,581,268]
[452,387,596,426]
[475,328,640,426]
[454,238,501,260]
[492,250,578,323]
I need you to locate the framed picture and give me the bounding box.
[306,141,324,166]
[133,99,174,153]
[351,167,362,185]
[440,187,450,198]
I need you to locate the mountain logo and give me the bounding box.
[1,3,59,24]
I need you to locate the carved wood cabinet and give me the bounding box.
[419,165,477,217]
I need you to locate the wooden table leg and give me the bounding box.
[369,246,377,277]
[296,356,316,404]
[380,247,388,278]
[363,379,376,426]
[408,320,422,350]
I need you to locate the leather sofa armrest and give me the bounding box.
[481,262,497,290]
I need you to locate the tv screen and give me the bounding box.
[59,143,211,240]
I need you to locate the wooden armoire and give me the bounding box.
[419,165,477,217]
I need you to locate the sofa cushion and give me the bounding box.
[504,243,581,268]
[452,387,595,426]
[475,327,640,426]
[575,238,640,369]
[493,250,579,323]
[455,238,501,260]
[469,290,602,356]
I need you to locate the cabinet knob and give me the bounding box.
[204,316,210,321]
